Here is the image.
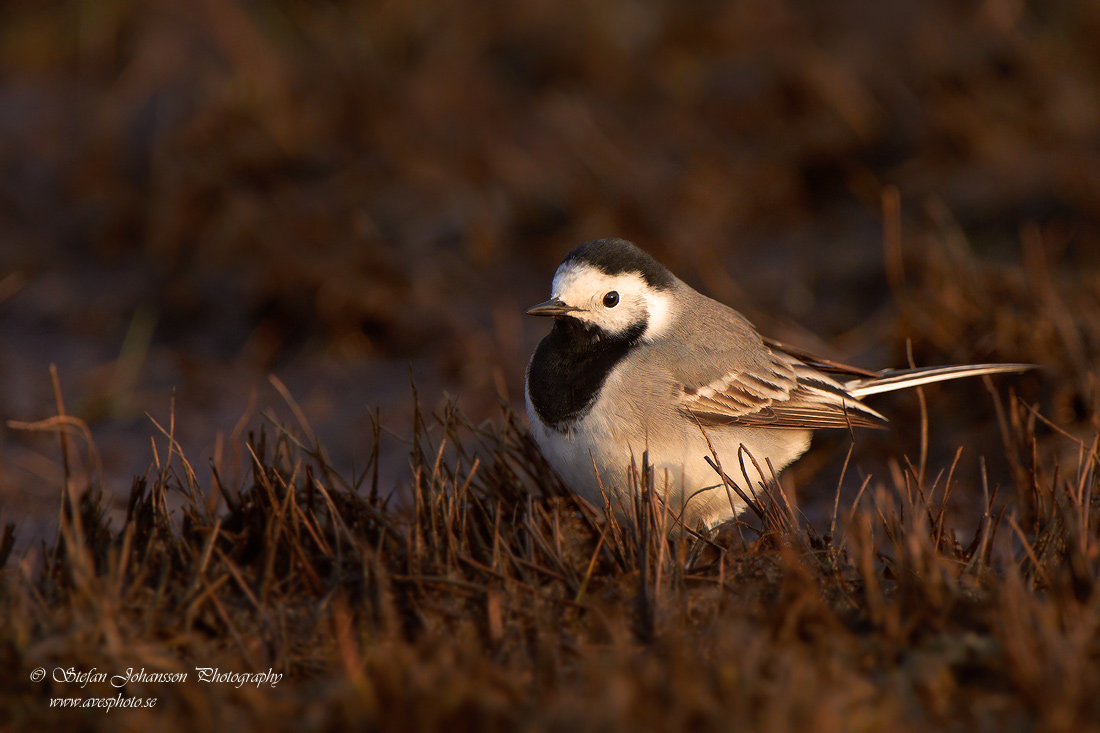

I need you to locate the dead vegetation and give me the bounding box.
[2,330,1098,731]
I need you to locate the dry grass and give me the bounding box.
[2,341,1098,731]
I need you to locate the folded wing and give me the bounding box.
[678,351,887,430]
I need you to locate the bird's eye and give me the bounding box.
[602,291,619,308]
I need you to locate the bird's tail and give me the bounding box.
[844,363,1035,399]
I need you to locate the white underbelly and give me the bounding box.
[526,388,811,529]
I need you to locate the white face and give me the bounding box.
[551,262,672,340]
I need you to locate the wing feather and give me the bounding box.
[659,290,1032,433]
[678,350,887,430]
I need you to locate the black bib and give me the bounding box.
[527,318,645,428]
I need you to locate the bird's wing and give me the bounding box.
[667,294,1035,430]
[664,304,888,430]
[676,351,887,430]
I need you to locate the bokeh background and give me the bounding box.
[2,0,1098,544]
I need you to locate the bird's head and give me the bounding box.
[526,238,676,341]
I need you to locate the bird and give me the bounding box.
[524,237,1033,531]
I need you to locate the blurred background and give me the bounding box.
[2,0,1098,543]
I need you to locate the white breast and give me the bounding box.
[526,365,813,530]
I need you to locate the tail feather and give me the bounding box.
[845,363,1035,399]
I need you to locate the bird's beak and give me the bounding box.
[526,298,581,318]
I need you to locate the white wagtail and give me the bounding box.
[524,238,1033,530]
